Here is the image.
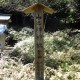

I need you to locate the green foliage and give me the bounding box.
[71,52,80,64]
[44,29,80,68]
[0,0,10,4]
[44,30,76,54]
[11,28,80,68]
[10,27,34,41]
[55,0,76,24]
[11,48,34,64]
[0,0,79,29]
[9,27,34,64]
[53,39,68,51]
[10,49,21,57]
[21,53,34,64]
[45,58,62,69]
[61,63,69,72]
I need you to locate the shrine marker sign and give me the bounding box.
[23,3,54,80]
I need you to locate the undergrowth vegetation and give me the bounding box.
[1,27,80,80]
[11,28,80,66]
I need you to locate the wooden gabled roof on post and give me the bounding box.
[23,3,54,14]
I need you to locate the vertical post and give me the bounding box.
[23,3,54,80]
[34,7,44,80]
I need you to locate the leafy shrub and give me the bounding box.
[10,49,21,57]
[11,28,80,67]
[61,63,69,72]
[20,53,34,64]
[71,51,80,64]
[45,58,62,69]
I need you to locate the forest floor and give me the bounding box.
[0,27,80,80]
